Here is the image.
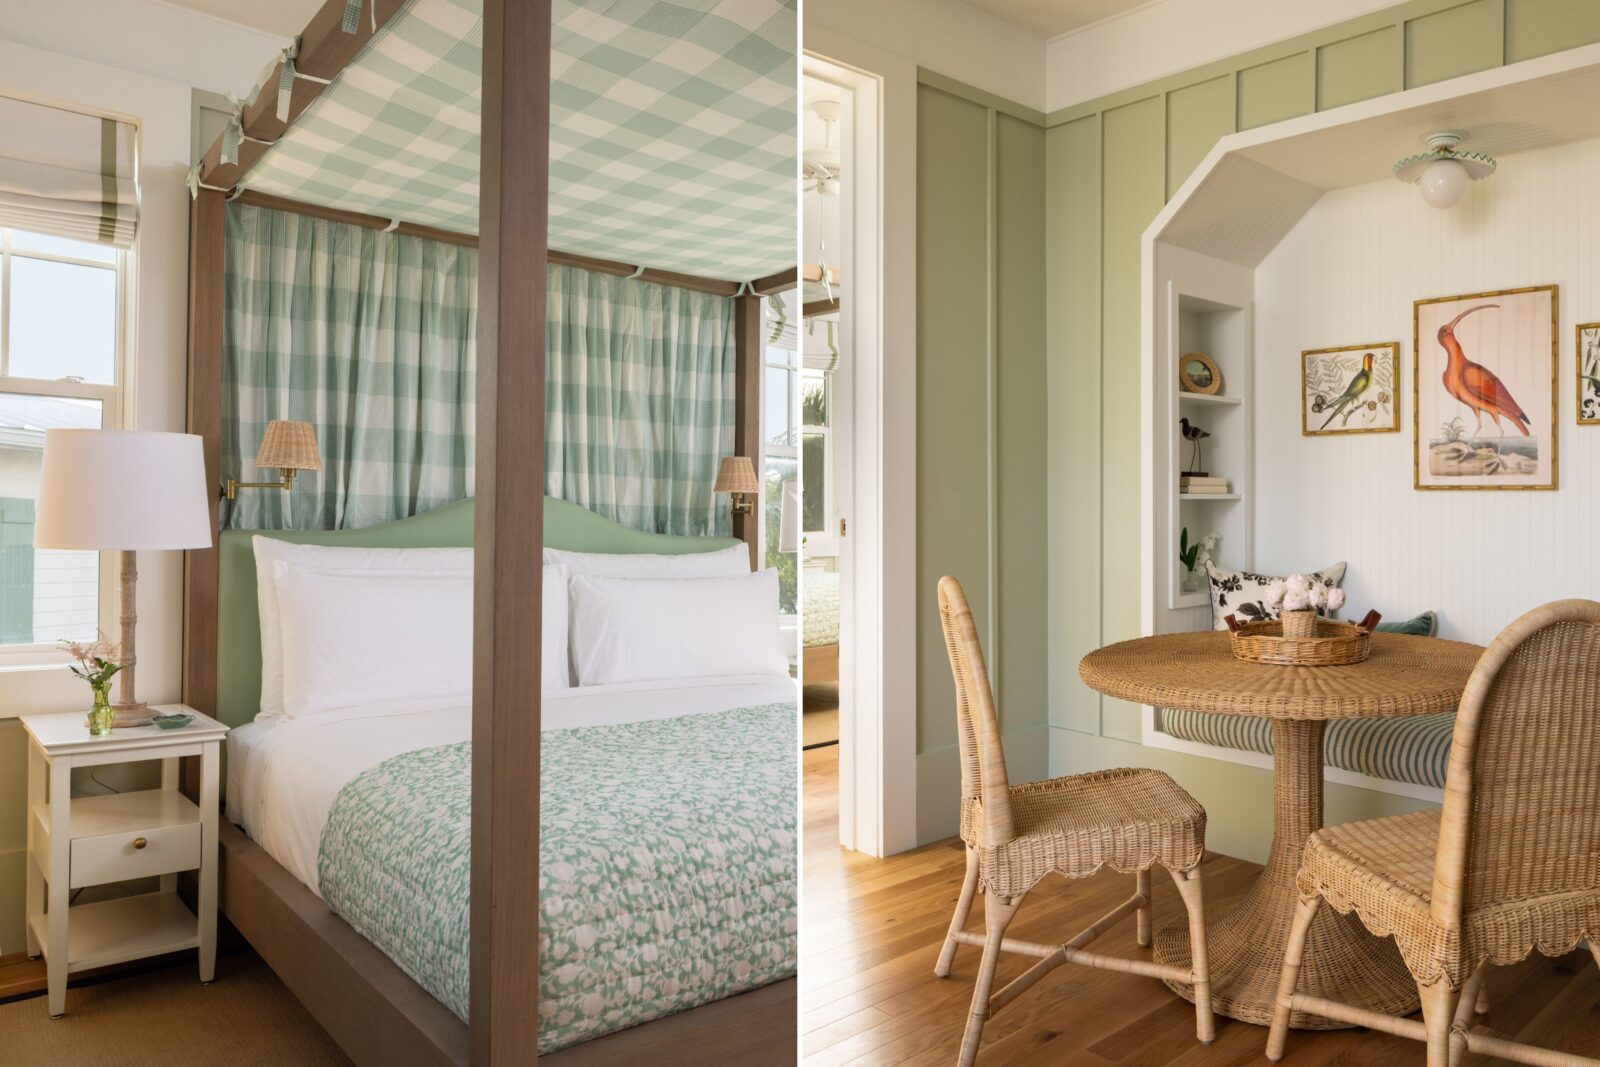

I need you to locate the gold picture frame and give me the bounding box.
[1179,351,1221,395]
[1413,284,1558,491]
[1578,321,1600,425]
[1301,342,1399,436]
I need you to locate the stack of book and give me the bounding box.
[1180,475,1229,495]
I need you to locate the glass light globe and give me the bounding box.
[1419,157,1470,209]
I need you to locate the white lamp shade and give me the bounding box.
[35,429,213,550]
[1419,157,1470,209]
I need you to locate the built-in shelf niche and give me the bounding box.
[1153,248,1254,626]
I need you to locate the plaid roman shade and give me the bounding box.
[223,202,734,536]
[0,94,138,247]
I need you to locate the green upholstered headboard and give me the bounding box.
[215,496,740,729]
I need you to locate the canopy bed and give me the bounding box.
[180,1,797,1064]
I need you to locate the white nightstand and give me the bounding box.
[21,704,227,1017]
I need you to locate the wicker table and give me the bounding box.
[1078,630,1483,1030]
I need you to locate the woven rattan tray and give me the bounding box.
[1226,616,1373,666]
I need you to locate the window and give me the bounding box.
[0,227,125,658]
[800,371,830,542]
[761,294,799,617]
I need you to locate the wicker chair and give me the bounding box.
[934,576,1214,1066]
[1267,598,1600,1067]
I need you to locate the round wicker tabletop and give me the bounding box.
[1078,630,1483,721]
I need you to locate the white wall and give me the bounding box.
[807,0,1045,110]
[1254,136,1599,644]
[1045,0,1397,111]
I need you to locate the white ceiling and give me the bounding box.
[947,0,1156,40]
[155,0,319,36]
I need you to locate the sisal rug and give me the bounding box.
[0,951,352,1066]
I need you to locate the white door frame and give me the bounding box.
[804,35,918,858]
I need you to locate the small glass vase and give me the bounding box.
[1181,567,1201,593]
[87,683,115,738]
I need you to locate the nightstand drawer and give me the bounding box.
[71,822,201,888]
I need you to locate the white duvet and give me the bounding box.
[226,673,797,895]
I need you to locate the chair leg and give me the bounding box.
[1135,868,1152,947]
[1589,937,1600,973]
[1170,866,1213,1043]
[1418,980,1460,1067]
[936,846,981,978]
[957,891,1021,1067]
[1448,965,1485,1067]
[1266,893,1322,1062]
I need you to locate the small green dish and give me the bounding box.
[151,713,195,731]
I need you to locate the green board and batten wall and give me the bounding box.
[914,0,1600,851]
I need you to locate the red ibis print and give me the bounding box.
[1436,303,1531,440]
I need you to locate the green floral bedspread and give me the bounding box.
[317,703,797,1053]
[803,569,839,647]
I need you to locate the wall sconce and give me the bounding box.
[714,455,760,515]
[224,419,323,499]
[1394,131,1495,209]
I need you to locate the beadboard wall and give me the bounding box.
[1254,135,1599,645]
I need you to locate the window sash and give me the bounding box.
[0,226,128,664]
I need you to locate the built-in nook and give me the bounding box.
[1142,41,1600,799]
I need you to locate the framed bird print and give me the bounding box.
[1302,343,1399,436]
[1578,322,1600,424]
[1413,284,1558,491]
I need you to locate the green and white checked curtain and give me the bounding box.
[546,264,734,537]
[224,203,734,536]
[241,0,796,282]
[0,94,138,247]
[224,202,476,530]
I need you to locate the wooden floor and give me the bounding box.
[801,746,1600,1065]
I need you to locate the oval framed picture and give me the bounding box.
[1179,352,1221,395]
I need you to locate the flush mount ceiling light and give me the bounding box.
[1394,131,1496,209]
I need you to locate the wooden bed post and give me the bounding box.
[733,291,762,570]
[472,0,550,1063]
[183,188,225,736]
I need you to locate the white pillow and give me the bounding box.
[274,562,474,718]
[251,539,473,719]
[540,564,571,691]
[568,570,788,686]
[543,542,750,579]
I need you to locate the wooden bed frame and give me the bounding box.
[180,2,799,1061]
[219,822,796,1067]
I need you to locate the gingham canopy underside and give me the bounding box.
[244,0,797,283]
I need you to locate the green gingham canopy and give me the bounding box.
[242,0,796,283]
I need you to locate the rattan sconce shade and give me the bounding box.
[254,420,323,471]
[713,455,759,494]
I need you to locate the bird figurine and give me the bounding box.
[1319,352,1374,430]
[1179,417,1210,474]
[1437,303,1530,448]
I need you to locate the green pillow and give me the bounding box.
[1376,611,1437,637]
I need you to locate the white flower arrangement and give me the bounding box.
[1264,574,1345,615]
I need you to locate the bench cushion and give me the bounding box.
[1160,613,1450,789]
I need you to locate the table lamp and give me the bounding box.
[35,430,212,726]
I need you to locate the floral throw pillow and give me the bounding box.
[1204,560,1347,631]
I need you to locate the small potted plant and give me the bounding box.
[1178,528,1201,592]
[1263,575,1345,639]
[61,633,125,737]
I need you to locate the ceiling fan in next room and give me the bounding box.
[803,98,841,307]
[803,99,842,196]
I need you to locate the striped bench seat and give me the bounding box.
[1159,708,1454,789]
[1162,611,1454,789]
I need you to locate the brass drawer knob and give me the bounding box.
[132,837,148,850]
